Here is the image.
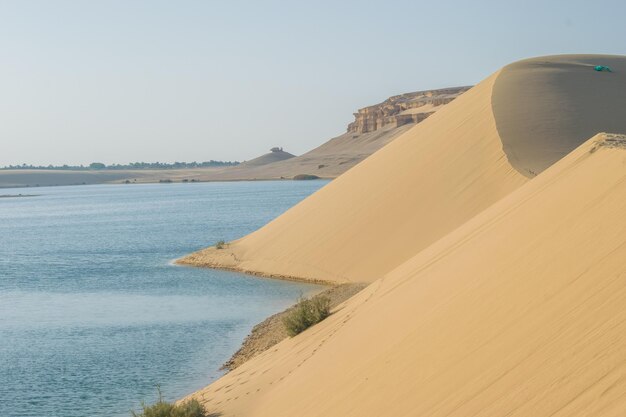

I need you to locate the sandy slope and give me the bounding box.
[180,55,626,285]
[172,87,469,181]
[207,124,416,180]
[186,133,626,416]
[237,150,296,167]
[180,56,626,416]
[179,71,528,282]
[493,54,626,176]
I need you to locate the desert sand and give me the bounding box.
[222,283,367,371]
[179,54,626,416]
[205,87,469,180]
[178,71,527,282]
[186,133,626,417]
[237,149,295,167]
[180,55,626,285]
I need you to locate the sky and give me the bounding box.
[1,0,625,166]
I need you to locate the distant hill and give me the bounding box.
[239,148,296,167]
[184,86,470,181]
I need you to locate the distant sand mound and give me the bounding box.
[180,55,626,285]
[187,134,626,416]
[240,149,296,167]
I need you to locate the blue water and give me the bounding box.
[0,181,328,417]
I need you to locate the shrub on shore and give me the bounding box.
[131,387,207,417]
[215,240,226,249]
[283,295,331,336]
[293,174,320,180]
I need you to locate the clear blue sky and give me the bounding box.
[1,0,624,166]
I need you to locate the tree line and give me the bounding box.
[1,160,240,170]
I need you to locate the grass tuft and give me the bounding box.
[283,295,331,336]
[131,386,207,417]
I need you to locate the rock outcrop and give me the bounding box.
[347,87,471,134]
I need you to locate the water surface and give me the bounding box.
[0,181,328,417]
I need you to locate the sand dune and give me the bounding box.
[237,149,296,167]
[193,87,469,181]
[187,133,626,416]
[179,55,626,416]
[179,72,526,282]
[180,55,626,285]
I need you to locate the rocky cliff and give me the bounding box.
[347,87,471,134]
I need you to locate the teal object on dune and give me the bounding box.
[594,65,613,72]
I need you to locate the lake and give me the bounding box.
[0,181,328,417]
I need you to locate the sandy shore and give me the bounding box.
[222,283,368,371]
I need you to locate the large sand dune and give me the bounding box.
[180,55,626,285]
[187,133,626,416]
[179,55,626,415]
[179,73,525,283]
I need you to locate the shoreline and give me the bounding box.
[221,282,368,371]
[173,259,356,369]
[174,260,367,378]
[0,174,333,190]
[175,257,341,287]
[0,194,38,198]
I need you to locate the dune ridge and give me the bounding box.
[180,55,626,286]
[178,71,528,283]
[493,54,626,176]
[177,54,626,416]
[186,133,626,416]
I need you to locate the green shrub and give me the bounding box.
[293,174,320,181]
[283,295,331,336]
[131,387,207,417]
[215,240,226,249]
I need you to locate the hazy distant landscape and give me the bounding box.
[0,87,467,188]
[1,160,239,170]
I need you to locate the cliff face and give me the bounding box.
[347,87,471,134]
